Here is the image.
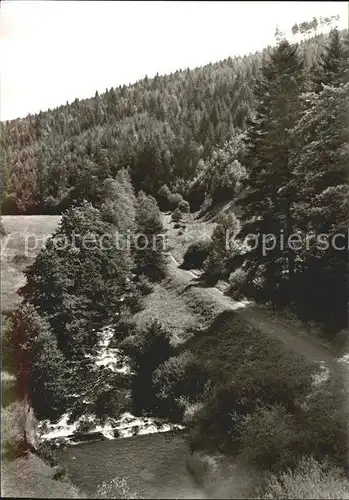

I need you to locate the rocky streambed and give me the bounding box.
[37,326,185,447]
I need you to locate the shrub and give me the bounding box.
[9,304,69,420]
[189,348,315,458]
[182,240,211,270]
[121,320,175,414]
[178,200,190,214]
[136,274,154,296]
[152,352,209,420]
[186,451,255,498]
[238,404,297,471]
[189,383,254,455]
[259,456,349,499]
[171,207,182,223]
[186,451,216,487]
[296,379,348,469]
[96,477,138,499]
[202,252,223,286]
[94,388,131,419]
[111,316,137,345]
[52,465,67,480]
[173,222,181,229]
[127,286,144,313]
[228,268,247,298]
[203,213,241,284]
[168,192,183,211]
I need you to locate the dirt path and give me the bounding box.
[166,253,344,368]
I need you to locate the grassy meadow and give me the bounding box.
[1,216,61,312]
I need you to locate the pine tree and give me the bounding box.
[238,39,305,304]
[290,83,349,329]
[311,29,345,92]
[134,191,167,281]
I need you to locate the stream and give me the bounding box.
[37,326,185,445]
[37,326,205,498]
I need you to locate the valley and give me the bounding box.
[1,8,348,498]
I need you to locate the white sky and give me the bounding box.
[1,1,348,121]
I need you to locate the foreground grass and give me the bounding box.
[133,279,209,345]
[1,367,83,498]
[2,453,83,499]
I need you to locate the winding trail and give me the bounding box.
[166,252,346,370]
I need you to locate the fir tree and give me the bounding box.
[238,39,305,304]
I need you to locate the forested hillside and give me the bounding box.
[0,29,335,215]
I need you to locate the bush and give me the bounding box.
[136,274,154,296]
[186,451,217,487]
[202,252,223,286]
[173,222,181,229]
[228,268,247,298]
[187,179,206,212]
[111,316,137,345]
[188,346,315,458]
[259,456,349,499]
[152,352,209,420]
[168,193,183,211]
[127,286,144,314]
[238,404,297,471]
[171,207,182,223]
[121,320,175,414]
[9,304,69,420]
[94,388,131,420]
[182,240,211,270]
[178,200,190,214]
[203,213,241,285]
[296,379,348,469]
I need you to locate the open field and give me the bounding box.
[1,216,61,312]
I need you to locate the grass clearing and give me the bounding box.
[1,380,83,498]
[1,453,83,498]
[1,216,61,311]
[133,278,207,345]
